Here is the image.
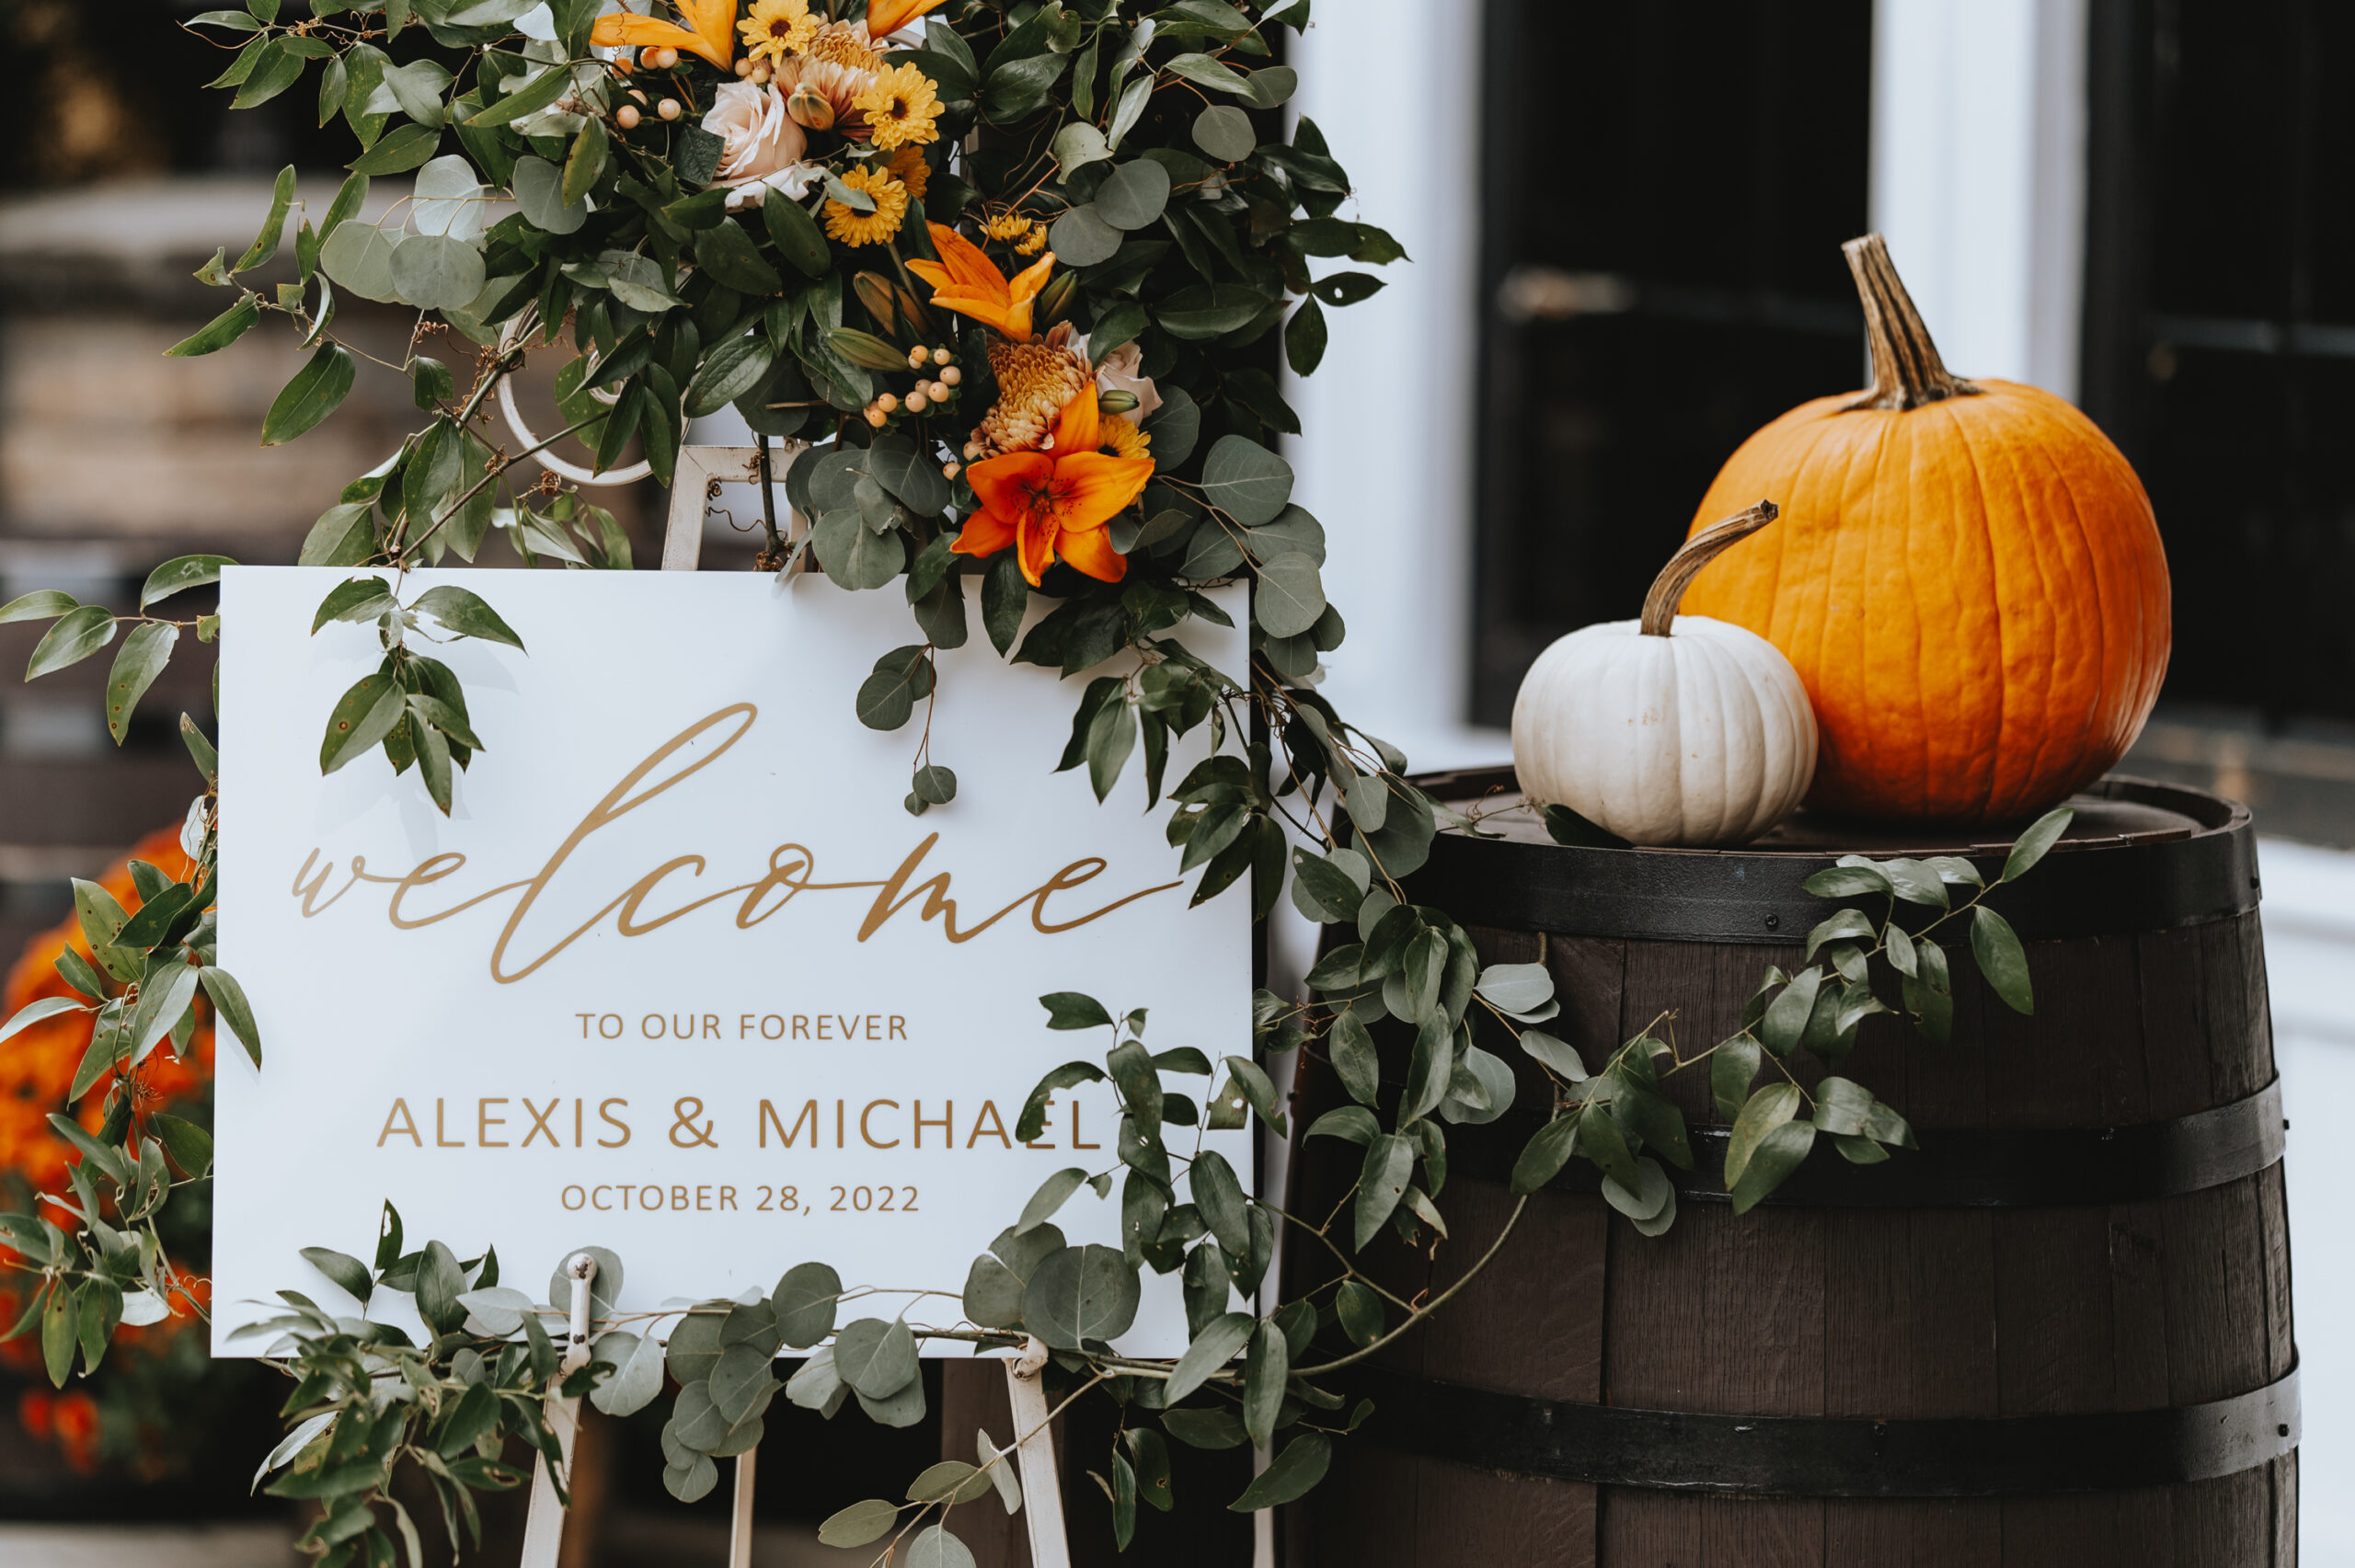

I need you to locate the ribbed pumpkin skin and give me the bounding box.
[1681,379,2171,826]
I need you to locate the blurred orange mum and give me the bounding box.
[0,826,214,1420]
[0,825,213,1197]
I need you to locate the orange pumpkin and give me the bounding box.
[1680,235,2171,827]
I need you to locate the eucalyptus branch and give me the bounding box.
[1293,1196,1530,1379]
[392,408,609,564]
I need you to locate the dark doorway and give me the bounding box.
[1469,0,1875,726]
[2083,0,2355,728]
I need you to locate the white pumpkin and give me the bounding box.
[1511,501,1818,848]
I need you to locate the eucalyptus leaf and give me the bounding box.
[1199,436,1294,526]
[511,154,586,235]
[1048,205,1123,267]
[1192,104,1256,162]
[1020,1243,1140,1350]
[1253,552,1325,638]
[1970,905,2034,1014]
[390,234,488,312]
[319,221,405,303]
[2004,807,2075,882]
[261,345,356,446]
[1097,159,1172,230]
[833,1317,919,1399]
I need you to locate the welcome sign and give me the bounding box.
[212,567,1251,1356]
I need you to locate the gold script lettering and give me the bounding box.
[287,705,1183,982]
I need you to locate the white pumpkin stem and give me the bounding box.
[1641,500,1778,637]
[1839,233,1982,411]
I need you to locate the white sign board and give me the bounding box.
[213,567,1251,1356]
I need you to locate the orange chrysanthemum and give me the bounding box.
[0,825,213,1420]
[973,336,1089,458]
[591,0,738,69]
[0,826,211,1204]
[906,222,1056,342]
[953,389,1155,586]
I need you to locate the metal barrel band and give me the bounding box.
[1398,773,2259,944]
[1450,1077,2283,1209]
[1345,1361,2300,1498]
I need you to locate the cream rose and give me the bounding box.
[700,81,816,210]
[1092,338,1162,424]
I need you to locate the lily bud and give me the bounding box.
[1098,389,1140,415]
[892,281,935,336]
[852,271,901,335]
[786,82,834,130]
[1034,269,1079,329]
[828,326,916,372]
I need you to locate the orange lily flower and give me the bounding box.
[906,222,1056,341]
[866,0,949,37]
[954,389,1155,586]
[591,0,737,70]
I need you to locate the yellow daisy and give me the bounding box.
[982,212,1038,244]
[887,145,930,202]
[1097,413,1151,461]
[824,164,910,246]
[856,62,944,151]
[739,0,816,63]
[1016,224,1049,256]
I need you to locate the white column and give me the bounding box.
[1868,0,2088,398]
[1284,0,1493,764]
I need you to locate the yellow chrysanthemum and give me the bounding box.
[982,212,1037,244]
[824,164,910,247]
[739,0,816,63]
[1097,414,1151,462]
[1016,224,1049,256]
[856,62,943,151]
[887,145,930,202]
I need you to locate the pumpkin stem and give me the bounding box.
[1839,233,1982,411]
[1642,500,1778,637]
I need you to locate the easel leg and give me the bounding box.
[728,1445,758,1568]
[519,1253,599,1568]
[518,1398,580,1568]
[1004,1358,1072,1568]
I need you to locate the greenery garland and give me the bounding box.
[0,0,2074,1560]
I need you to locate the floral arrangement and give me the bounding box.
[0,2,2074,1562]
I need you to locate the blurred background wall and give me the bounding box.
[4,0,2354,1562]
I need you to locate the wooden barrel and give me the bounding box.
[1285,773,2296,1567]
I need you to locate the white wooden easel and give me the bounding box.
[510,431,1074,1568]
